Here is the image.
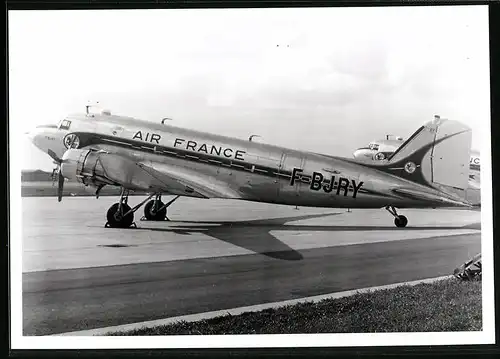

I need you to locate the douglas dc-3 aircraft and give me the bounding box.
[27,106,473,228]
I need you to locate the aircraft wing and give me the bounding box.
[134,162,210,198]
[93,152,239,198]
[140,161,243,199]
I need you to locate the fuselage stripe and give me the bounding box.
[73,132,355,186]
[102,138,130,145]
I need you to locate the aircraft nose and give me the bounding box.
[25,129,37,144]
[25,127,46,151]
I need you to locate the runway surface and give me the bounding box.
[21,196,481,336]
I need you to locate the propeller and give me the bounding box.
[47,149,65,202]
[47,134,78,202]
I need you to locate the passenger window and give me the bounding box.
[59,120,72,130]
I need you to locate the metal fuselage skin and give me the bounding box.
[52,113,452,209]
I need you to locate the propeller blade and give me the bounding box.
[48,149,61,164]
[51,168,57,187]
[57,171,64,202]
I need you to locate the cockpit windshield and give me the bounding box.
[368,143,379,151]
[57,119,72,130]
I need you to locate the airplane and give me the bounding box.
[352,134,406,162]
[352,115,481,206]
[26,106,474,228]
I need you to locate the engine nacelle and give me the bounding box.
[61,149,115,188]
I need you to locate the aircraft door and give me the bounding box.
[277,152,286,197]
[278,152,306,201]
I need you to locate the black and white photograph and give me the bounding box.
[8,4,495,349]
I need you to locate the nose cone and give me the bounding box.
[25,130,34,141]
[353,148,373,160]
[25,128,43,149]
[26,125,67,160]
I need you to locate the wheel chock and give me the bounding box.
[453,253,482,281]
[140,216,169,221]
[104,222,137,228]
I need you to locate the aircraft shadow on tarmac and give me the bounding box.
[135,212,481,262]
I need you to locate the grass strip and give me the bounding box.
[108,277,482,335]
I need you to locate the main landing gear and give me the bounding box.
[105,188,180,228]
[141,194,180,222]
[385,205,408,228]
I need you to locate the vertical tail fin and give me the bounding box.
[383,116,472,202]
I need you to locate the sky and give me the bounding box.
[8,6,490,171]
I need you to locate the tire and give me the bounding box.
[144,200,167,221]
[106,203,134,228]
[394,215,408,228]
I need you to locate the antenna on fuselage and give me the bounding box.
[86,101,100,117]
[249,134,261,142]
[385,134,404,141]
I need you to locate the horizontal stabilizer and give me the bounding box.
[392,187,473,207]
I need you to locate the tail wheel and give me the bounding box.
[394,215,408,228]
[144,200,167,221]
[107,203,134,228]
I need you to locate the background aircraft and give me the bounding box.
[352,115,481,206]
[26,107,474,228]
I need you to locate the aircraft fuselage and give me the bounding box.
[62,113,450,209]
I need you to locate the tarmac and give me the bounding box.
[21,196,481,336]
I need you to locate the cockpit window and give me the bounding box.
[59,120,72,130]
[369,143,379,151]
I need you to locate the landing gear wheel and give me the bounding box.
[144,200,167,221]
[106,203,134,228]
[394,215,408,228]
